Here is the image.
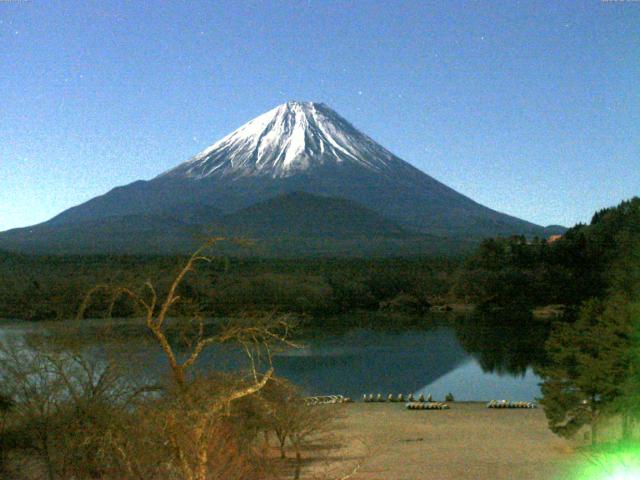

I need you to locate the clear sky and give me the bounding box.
[1,0,638,231]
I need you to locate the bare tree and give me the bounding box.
[0,238,361,480]
[77,238,298,480]
[0,334,136,480]
[257,377,341,479]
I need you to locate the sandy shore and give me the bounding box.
[307,402,577,480]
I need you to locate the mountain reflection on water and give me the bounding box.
[268,328,469,397]
[195,311,548,400]
[269,314,546,400]
[0,311,549,401]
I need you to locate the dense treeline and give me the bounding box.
[0,253,461,321]
[455,197,640,310]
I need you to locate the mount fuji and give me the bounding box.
[0,101,563,255]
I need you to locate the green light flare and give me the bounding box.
[571,442,640,480]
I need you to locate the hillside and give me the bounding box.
[0,193,475,256]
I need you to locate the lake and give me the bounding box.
[266,328,542,401]
[0,316,544,402]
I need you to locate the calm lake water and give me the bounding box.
[0,316,543,402]
[268,328,542,401]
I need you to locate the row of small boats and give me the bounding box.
[303,395,537,409]
[304,395,353,405]
[362,393,434,403]
[406,402,449,410]
[487,400,537,409]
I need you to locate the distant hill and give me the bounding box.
[219,191,410,239]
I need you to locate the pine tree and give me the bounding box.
[538,298,633,444]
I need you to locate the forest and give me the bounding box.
[454,197,640,310]
[0,253,460,322]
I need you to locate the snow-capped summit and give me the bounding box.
[161,101,400,179]
[0,100,560,255]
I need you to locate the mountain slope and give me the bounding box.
[0,208,220,255]
[220,191,410,239]
[0,101,561,255]
[0,192,473,256]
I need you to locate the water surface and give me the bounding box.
[0,317,543,401]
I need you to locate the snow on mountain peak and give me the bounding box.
[160,101,401,180]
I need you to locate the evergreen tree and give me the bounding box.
[606,237,640,440]
[538,298,633,444]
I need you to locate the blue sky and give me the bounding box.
[1,0,638,231]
